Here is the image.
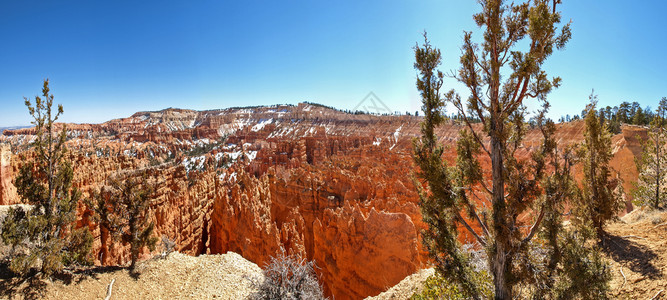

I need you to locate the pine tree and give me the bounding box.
[633,97,667,209]
[1,79,93,276]
[88,171,158,270]
[574,94,624,238]
[412,0,582,298]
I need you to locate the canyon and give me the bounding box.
[0,103,645,299]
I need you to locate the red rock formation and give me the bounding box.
[0,144,17,205]
[313,203,420,300]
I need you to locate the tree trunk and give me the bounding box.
[492,243,511,300]
[100,226,110,265]
[491,127,512,300]
[656,136,661,209]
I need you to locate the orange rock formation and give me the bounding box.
[0,144,17,205]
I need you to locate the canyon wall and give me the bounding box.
[0,104,647,299]
[0,144,17,205]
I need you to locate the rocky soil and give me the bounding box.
[0,251,263,300]
[365,268,435,300]
[606,209,667,299]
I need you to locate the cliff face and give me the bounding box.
[0,144,17,205]
[0,104,646,299]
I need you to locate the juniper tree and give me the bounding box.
[413,0,578,298]
[573,95,624,238]
[84,186,115,265]
[633,97,667,209]
[531,142,611,299]
[88,171,158,270]
[1,79,93,276]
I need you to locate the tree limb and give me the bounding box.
[455,212,487,247]
[521,205,546,245]
[453,101,491,157]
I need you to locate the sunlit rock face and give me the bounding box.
[0,103,643,299]
[0,144,18,205]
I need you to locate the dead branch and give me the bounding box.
[651,222,667,230]
[650,290,664,300]
[619,266,626,290]
[105,278,115,300]
[621,235,646,239]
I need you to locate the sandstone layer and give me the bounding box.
[0,144,17,205]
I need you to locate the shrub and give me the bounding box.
[250,249,326,300]
[410,274,465,300]
[159,235,176,259]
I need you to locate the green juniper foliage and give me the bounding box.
[87,171,158,270]
[573,95,624,238]
[531,143,611,299]
[632,97,667,209]
[413,1,610,299]
[84,185,116,265]
[1,79,93,276]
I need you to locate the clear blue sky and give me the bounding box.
[1,0,666,126]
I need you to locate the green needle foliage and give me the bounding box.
[1,79,93,277]
[413,1,610,299]
[573,95,624,238]
[87,171,158,270]
[633,97,667,209]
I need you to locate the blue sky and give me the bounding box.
[1,0,666,126]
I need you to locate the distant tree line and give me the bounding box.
[559,99,667,133]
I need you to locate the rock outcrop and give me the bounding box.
[0,144,17,205]
[313,204,420,300]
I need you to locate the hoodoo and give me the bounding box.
[0,144,17,205]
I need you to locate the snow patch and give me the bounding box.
[251,118,273,132]
[182,155,206,172]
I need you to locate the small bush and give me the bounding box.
[411,244,492,299]
[249,249,326,300]
[410,274,465,300]
[159,235,176,259]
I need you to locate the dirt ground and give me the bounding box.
[0,251,263,300]
[605,209,667,299]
